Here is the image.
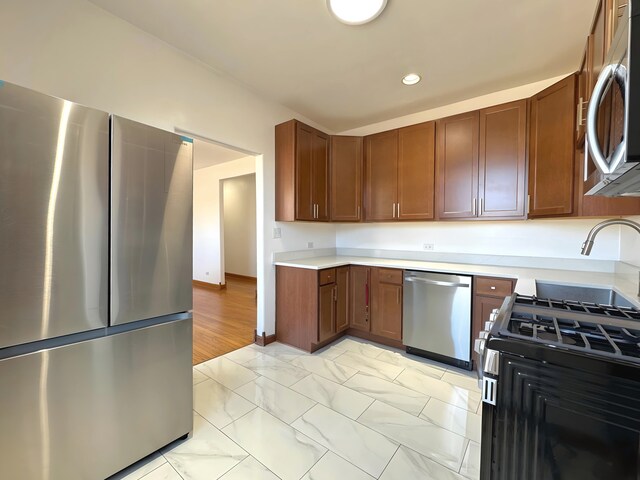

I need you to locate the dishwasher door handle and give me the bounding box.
[405,277,470,288]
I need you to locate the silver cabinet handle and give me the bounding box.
[472,198,477,216]
[392,203,396,218]
[479,198,483,215]
[405,277,470,288]
[587,63,627,175]
[357,205,360,219]
[397,203,400,217]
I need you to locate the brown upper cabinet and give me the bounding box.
[528,74,577,218]
[436,101,526,220]
[330,136,363,222]
[364,122,435,221]
[275,119,329,222]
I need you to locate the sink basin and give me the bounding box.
[535,282,636,308]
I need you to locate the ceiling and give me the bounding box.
[193,139,248,170]
[88,0,599,132]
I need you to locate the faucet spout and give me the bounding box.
[580,219,640,256]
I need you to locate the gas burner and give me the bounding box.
[497,294,640,363]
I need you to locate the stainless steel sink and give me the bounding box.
[535,282,636,308]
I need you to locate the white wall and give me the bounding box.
[620,216,640,266]
[224,174,257,278]
[193,156,256,285]
[336,218,622,261]
[0,0,336,336]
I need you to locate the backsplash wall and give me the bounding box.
[620,216,640,267]
[335,218,622,262]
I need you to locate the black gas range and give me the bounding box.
[477,293,640,480]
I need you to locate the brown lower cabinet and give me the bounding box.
[370,268,403,341]
[277,265,403,352]
[276,265,349,351]
[472,276,515,369]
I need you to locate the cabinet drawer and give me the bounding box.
[475,276,514,297]
[377,268,403,285]
[319,268,336,285]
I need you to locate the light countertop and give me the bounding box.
[274,255,640,308]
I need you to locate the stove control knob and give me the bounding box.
[489,312,499,321]
[479,331,488,339]
[491,309,500,314]
[484,321,494,331]
[474,338,485,355]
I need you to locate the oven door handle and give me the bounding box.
[586,63,627,175]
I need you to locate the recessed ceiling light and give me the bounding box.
[327,0,388,25]
[402,73,421,86]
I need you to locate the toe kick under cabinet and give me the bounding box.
[276,265,404,352]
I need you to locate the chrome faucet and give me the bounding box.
[581,219,640,255]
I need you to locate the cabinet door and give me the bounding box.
[349,266,370,332]
[472,295,504,370]
[295,123,315,221]
[331,136,362,222]
[528,75,576,217]
[336,267,350,332]
[313,130,330,221]
[370,269,403,341]
[478,100,527,218]
[607,0,627,44]
[592,0,607,88]
[397,122,436,220]
[436,111,479,219]
[318,284,336,342]
[364,130,398,221]
[576,39,593,146]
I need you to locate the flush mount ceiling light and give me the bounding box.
[327,0,388,25]
[402,73,421,86]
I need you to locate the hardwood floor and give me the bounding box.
[192,276,257,365]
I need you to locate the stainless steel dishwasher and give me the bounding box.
[403,271,472,370]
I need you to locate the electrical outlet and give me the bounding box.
[272,227,282,239]
[307,241,314,249]
[423,243,435,251]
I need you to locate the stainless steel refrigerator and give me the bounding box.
[0,81,193,479]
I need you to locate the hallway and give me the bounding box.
[192,276,257,365]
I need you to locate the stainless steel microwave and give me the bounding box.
[586,2,640,196]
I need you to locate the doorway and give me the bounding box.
[191,139,258,365]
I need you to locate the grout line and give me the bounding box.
[165,462,185,480]
[458,439,472,475]
[377,444,401,479]
[297,449,329,479]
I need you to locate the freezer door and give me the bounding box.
[0,81,109,348]
[0,317,193,480]
[111,116,193,325]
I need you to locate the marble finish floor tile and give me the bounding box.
[420,398,482,444]
[292,404,399,478]
[139,463,182,480]
[194,379,257,428]
[249,342,310,363]
[110,451,167,480]
[289,355,358,384]
[442,371,482,392]
[358,401,468,472]
[242,353,311,387]
[380,446,465,480]
[376,350,446,379]
[219,456,280,480]
[223,346,263,365]
[395,368,481,412]
[331,337,387,358]
[235,376,316,424]
[290,374,374,420]
[459,441,480,480]
[192,368,209,386]
[302,451,375,480]
[334,351,404,381]
[312,344,348,360]
[344,373,429,416]
[163,413,248,480]
[196,356,257,390]
[222,408,326,480]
